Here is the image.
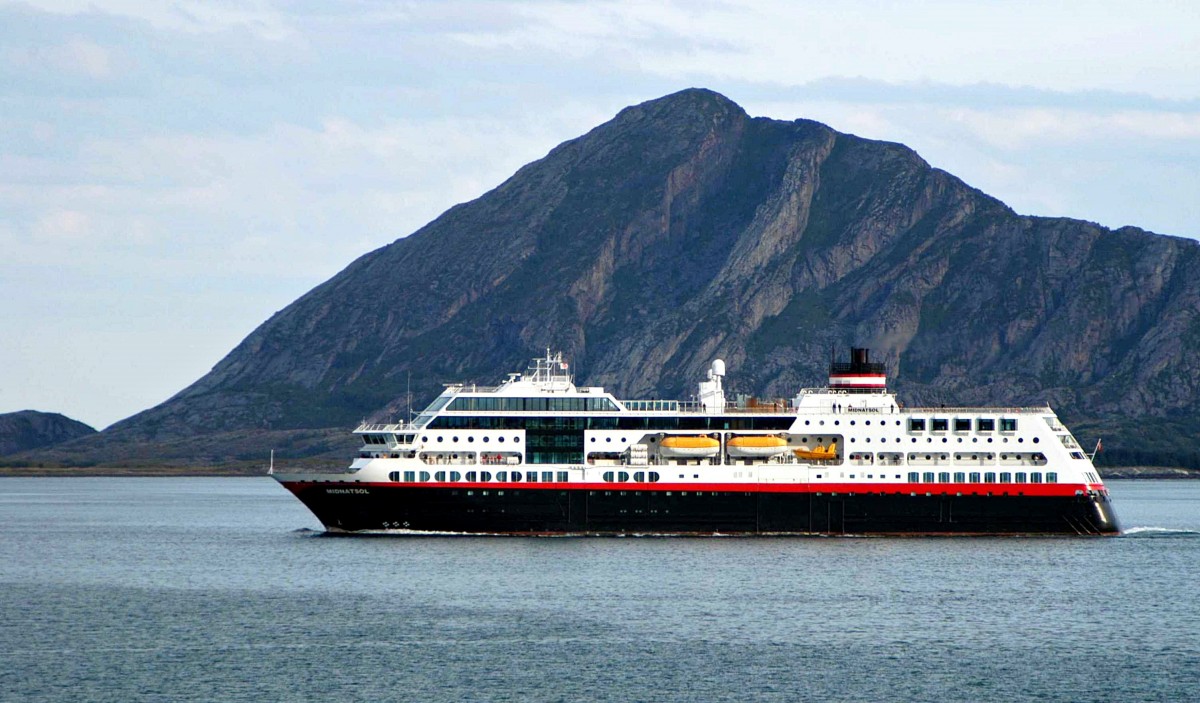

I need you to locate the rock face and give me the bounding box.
[0,411,96,457]
[34,89,1200,467]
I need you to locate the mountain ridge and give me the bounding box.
[0,410,96,457]
[13,88,1200,469]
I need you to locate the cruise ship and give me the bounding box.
[272,349,1120,535]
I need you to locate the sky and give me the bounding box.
[2,1,1199,430]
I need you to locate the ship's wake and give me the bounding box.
[1121,526,1200,538]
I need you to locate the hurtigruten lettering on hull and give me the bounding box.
[272,349,1120,535]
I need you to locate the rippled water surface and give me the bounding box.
[1,477,1197,702]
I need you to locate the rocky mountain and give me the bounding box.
[24,88,1200,469]
[0,411,96,457]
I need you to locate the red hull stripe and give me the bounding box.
[283,480,1094,498]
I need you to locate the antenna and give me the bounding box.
[406,370,413,425]
[268,449,274,475]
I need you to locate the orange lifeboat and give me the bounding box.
[794,439,838,461]
[726,435,788,457]
[660,435,720,457]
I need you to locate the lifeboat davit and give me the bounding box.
[660,435,720,458]
[726,435,788,457]
[794,439,838,461]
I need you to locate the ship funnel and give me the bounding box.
[829,347,887,392]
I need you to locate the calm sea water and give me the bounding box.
[1,478,1197,702]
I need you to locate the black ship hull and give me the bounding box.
[281,482,1120,536]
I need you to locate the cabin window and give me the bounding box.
[1015,472,1027,483]
[557,471,569,482]
[1000,418,1017,432]
[496,471,508,482]
[953,419,971,432]
[603,471,614,482]
[1046,472,1057,483]
[976,418,994,432]
[999,472,1012,482]
[953,472,966,482]
[419,471,431,482]
[618,471,630,482]
[908,472,919,482]
[931,419,948,432]
[479,471,492,482]
[648,472,660,482]
[923,472,935,483]
[465,471,477,481]
[938,472,951,483]
[984,472,996,483]
[634,471,645,482]
[1030,472,1042,483]
[388,471,400,482]
[434,471,446,481]
[909,418,926,432]
[403,471,415,482]
[969,472,981,483]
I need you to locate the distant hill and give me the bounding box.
[28,88,1200,469]
[0,411,96,457]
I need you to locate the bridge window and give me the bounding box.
[931,419,949,432]
[954,419,971,432]
[909,418,926,432]
[1000,418,1018,432]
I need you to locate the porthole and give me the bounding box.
[866,420,872,426]
[452,436,459,442]
[467,436,474,443]
[606,438,612,443]
[1033,437,1040,444]
[421,436,428,442]
[835,420,840,426]
[590,438,596,443]
[437,436,443,442]
[850,421,856,426]
[498,437,505,443]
